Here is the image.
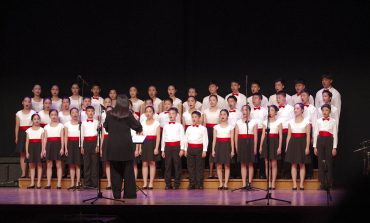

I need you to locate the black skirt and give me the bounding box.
[16,129,27,153]
[28,142,42,163]
[101,137,109,162]
[237,138,255,163]
[141,139,158,162]
[46,141,62,161]
[214,141,231,165]
[261,137,281,160]
[66,140,81,165]
[285,137,310,164]
[206,127,215,163]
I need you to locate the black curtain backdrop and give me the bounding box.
[3,1,370,187]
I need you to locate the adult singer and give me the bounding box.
[104,95,143,199]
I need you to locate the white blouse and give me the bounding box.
[44,123,64,137]
[39,110,51,125]
[262,119,282,134]
[141,120,160,136]
[51,98,62,111]
[31,98,43,112]
[26,127,44,140]
[69,96,82,110]
[183,110,201,126]
[214,124,233,138]
[288,118,310,133]
[64,121,80,137]
[203,108,221,124]
[236,119,257,134]
[58,111,71,125]
[16,110,36,127]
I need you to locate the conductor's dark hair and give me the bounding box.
[322,90,333,98]
[164,98,173,104]
[227,95,237,102]
[321,104,332,111]
[220,109,229,117]
[49,109,58,116]
[31,113,40,121]
[276,91,287,97]
[252,92,262,100]
[274,77,286,86]
[322,73,334,80]
[70,107,79,114]
[110,95,130,119]
[269,105,279,113]
[294,103,305,110]
[192,111,202,117]
[86,106,95,111]
[91,82,101,89]
[251,80,261,88]
[168,107,178,114]
[294,78,306,85]
[209,95,218,101]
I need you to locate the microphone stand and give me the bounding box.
[322,160,332,206]
[83,104,125,204]
[246,109,291,205]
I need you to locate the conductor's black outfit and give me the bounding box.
[104,112,142,199]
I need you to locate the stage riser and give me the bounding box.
[19,178,321,190]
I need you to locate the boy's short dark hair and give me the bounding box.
[191,111,201,117]
[322,90,333,98]
[227,95,238,102]
[168,107,178,113]
[252,92,262,100]
[276,91,287,97]
[86,106,95,111]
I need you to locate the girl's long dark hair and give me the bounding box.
[110,94,130,119]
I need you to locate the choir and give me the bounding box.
[16,74,341,191]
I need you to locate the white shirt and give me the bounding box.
[80,110,87,122]
[69,96,82,110]
[140,113,159,123]
[313,118,338,149]
[171,98,182,109]
[288,118,310,133]
[26,127,44,140]
[51,98,62,111]
[183,101,202,112]
[225,92,247,110]
[158,111,181,128]
[202,95,226,111]
[203,108,221,124]
[316,104,339,129]
[16,110,36,127]
[291,93,314,105]
[247,95,269,109]
[228,109,242,128]
[303,104,317,128]
[262,119,282,134]
[183,110,201,126]
[214,124,233,138]
[101,110,108,135]
[81,119,99,138]
[276,104,294,129]
[141,120,160,136]
[161,122,185,151]
[315,87,341,117]
[130,99,144,115]
[31,98,43,112]
[153,98,162,114]
[250,106,268,129]
[58,111,71,125]
[269,93,293,106]
[64,121,80,137]
[184,125,209,151]
[236,119,257,134]
[39,110,51,126]
[44,123,64,137]
[91,96,104,119]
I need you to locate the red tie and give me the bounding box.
[87,119,93,122]
[304,104,309,107]
[93,96,99,100]
[254,107,261,110]
[296,93,301,96]
[323,118,330,121]
[192,124,199,127]
[169,122,175,124]
[279,105,285,109]
[164,111,169,114]
[82,109,86,111]
[232,93,239,96]
[229,109,236,112]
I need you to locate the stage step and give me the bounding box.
[18,178,320,190]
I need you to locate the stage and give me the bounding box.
[0,188,345,223]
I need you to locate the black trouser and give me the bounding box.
[187,148,204,187]
[110,160,136,199]
[256,131,265,178]
[83,141,98,187]
[306,127,316,178]
[279,132,291,179]
[164,146,182,187]
[317,136,334,187]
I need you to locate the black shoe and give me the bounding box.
[165,185,173,190]
[246,183,252,190]
[240,186,247,190]
[223,187,229,190]
[271,187,276,190]
[218,186,223,190]
[27,185,35,189]
[292,187,297,191]
[299,187,304,191]
[20,176,27,179]
[148,187,153,190]
[36,186,42,189]
[174,185,180,190]
[208,176,213,179]
[44,186,51,189]
[57,186,62,190]
[123,195,137,199]
[67,186,75,190]
[106,186,112,190]
[260,175,266,179]
[188,185,195,190]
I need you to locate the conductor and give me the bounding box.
[103,94,142,199]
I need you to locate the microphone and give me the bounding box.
[77,75,90,86]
